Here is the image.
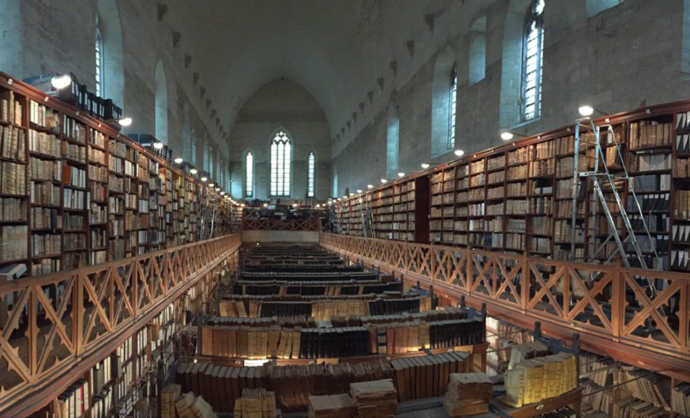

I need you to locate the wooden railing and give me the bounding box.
[0,233,242,417]
[320,234,690,381]
[242,209,321,232]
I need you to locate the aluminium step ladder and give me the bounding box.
[571,119,660,292]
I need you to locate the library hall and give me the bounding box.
[1,0,690,417]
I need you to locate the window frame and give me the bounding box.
[521,0,545,122]
[245,151,254,198]
[307,152,316,198]
[95,15,105,97]
[448,68,458,150]
[270,131,292,197]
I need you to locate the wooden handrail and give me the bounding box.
[0,233,242,417]
[320,233,690,382]
[242,218,321,231]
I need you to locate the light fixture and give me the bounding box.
[381,179,388,184]
[200,176,208,182]
[190,168,198,175]
[397,172,405,178]
[220,191,225,195]
[118,117,133,127]
[263,203,268,207]
[421,163,430,169]
[215,187,221,191]
[315,204,320,208]
[367,184,373,189]
[208,183,214,187]
[50,74,72,90]
[174,157,183,164]
[357,189,362,193]
[343,195,348,199]
[454,149,465,157]
[501,132,514,141]
[578,105,595,117]
[153,141,164,150]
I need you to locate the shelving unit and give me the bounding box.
[0,71,237,278]
[331,99,690,271]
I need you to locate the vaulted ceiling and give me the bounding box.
[164,0,477,143]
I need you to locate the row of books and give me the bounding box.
[0,91,23,125]
[0,161,26,195]
[370,318,484,354]
[176,360,394,413]
[0,197,25,221]
[629,121,673,150]
[504,352,577,407]
[234,282,400,297]
[392,352,471,402]
[0,225,27,261]
[0,125,25,162]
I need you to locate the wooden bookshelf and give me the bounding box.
[331,98,690,271]
[0,71,237,277]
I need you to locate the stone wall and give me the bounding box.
[333,0,690,195]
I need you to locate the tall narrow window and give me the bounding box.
[522,0,545,122]
[245,152,254,197]
[448,69,457,150]
[270,131,291,196]
[307,152,315,197]
[95,15,104,97]
[386,105,399,179]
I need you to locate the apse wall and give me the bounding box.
[332,0,690,196]
[229,79,331,201]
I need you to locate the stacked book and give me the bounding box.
[443,373,493,417]
[672,382,690,416]
[616,368,670,410]
[504,352,577,407]
[175,392,217,418]
[233,388,277,418]
[308,394,357,418]
[507,341,550,369]
[350,379,398,418]
[612,397,669,418]
[161,384,182,418]
[391,351,471,401]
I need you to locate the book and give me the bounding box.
[443,373,492,417]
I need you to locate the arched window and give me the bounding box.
[586,0,622,17]
[430,55,454,158]
[522,0,545,122]
[154,62,168,144]
[246,152,254,197]
[307,152,316,198]
[96,0,124,106]
[469,16,487,85]
[270,131,292,196]
[182,102,192,162]
[448,69,457,150]
[95,15,104,97]
[386,104,399,179]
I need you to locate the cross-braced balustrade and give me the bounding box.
[0,233,241,417]
[320,233,690,380]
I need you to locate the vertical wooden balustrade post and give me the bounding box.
[28,287,37,381]
[75,271,85,356]
[466,248,473,296]
[611,260,623,341]
[521,252,529,311]
[680,279,689,354]
[132,259,139,319]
